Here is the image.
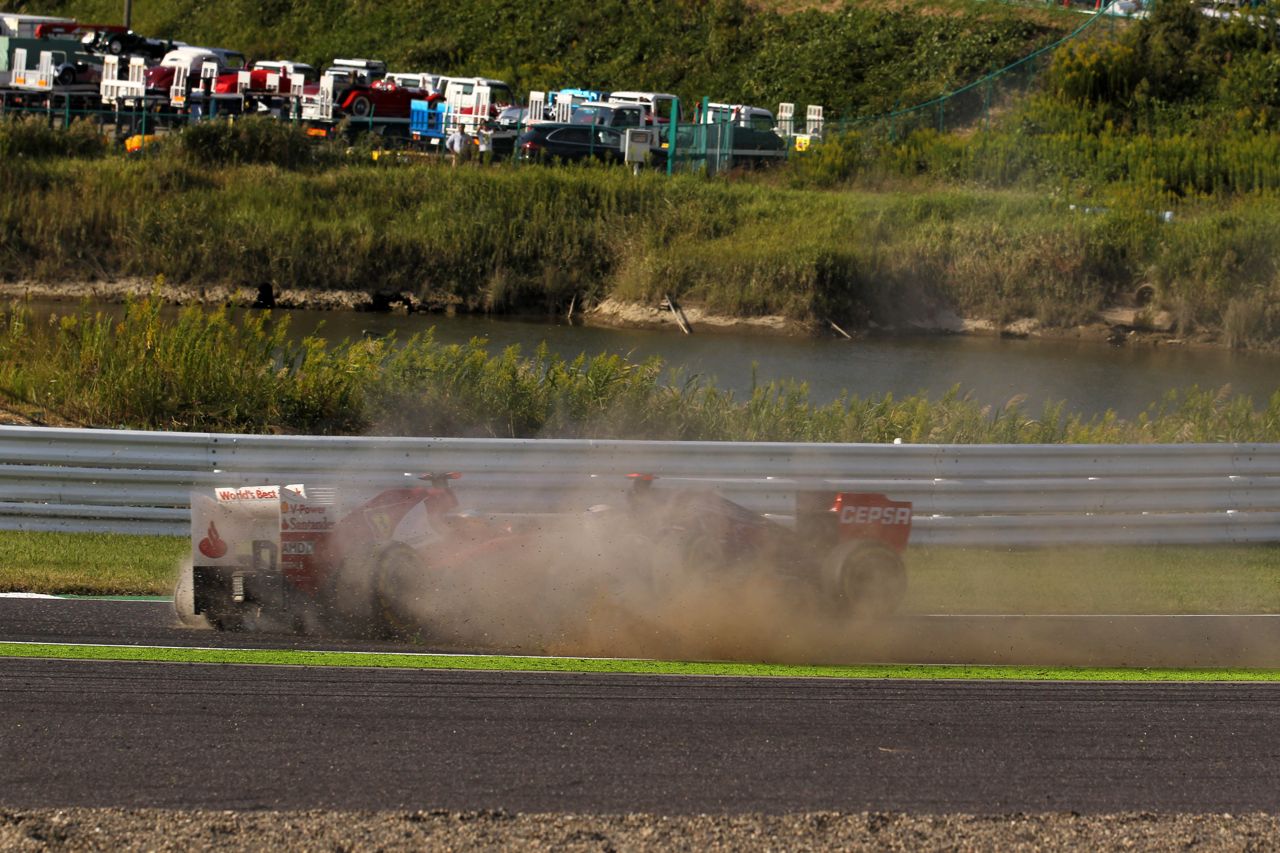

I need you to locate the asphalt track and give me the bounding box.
[5,597,1280,666]
[1,656,1279,813]
[4,598,1280,813]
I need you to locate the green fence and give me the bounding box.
[807,0,1127,142]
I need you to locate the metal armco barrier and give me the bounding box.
[1,425,1279,545]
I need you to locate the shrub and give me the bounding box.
[0,116,105,159]
[172,116,324,169]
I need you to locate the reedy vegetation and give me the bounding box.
[21,0,1070,116]
[5,1,1280,344]
[3,120,1280,338]
[3,297,1278,441]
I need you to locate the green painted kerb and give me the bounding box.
[3,642,1280,681]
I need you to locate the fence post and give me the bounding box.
[984,74,992,132]
[667,96,679,176]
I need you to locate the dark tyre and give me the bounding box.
[107,37,124,55]
[681,532,728,572]
[205,609,245,632]
[346,95,372,118]
[191,566,244,631]
[821,539,907,619]
[56,67,76,86]
[373,544,426,638]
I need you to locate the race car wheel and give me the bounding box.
[190,566,245,631]
[173,558,210,629]
[681,532,729,572]
[821,539,907,619]
[373,543,426,638]
[347,95,373,118]
[107,37,124,55]
[56,67,76,87]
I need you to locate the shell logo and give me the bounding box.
[198,522,228,559]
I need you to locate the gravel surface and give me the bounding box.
[2,810,1278,851]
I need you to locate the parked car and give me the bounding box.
[606,90,681,124]
[436,75,518,127]
[303,59,434,120]
[689,102,787,164]
[50,51,101,86]
[81,27,178,62]
[212,59,315,96]
[518,123,626,163]
[566,102,649,129]
[145,46,246,95]
[385,71,440,92]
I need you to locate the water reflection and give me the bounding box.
[24,300,1280,418]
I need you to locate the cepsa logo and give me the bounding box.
[839,504,913,526]
[215,486,280,502]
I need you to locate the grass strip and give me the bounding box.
[2,641,1279,682]
[6,529,1280,616]
[0,531,186,597]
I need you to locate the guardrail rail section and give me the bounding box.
[1,426,1278,545]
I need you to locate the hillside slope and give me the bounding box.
[17,0,1076,114]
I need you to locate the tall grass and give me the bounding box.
[0,298,367,433]
[9,149,1280,338]
[4,296,1280,441]
[0,116,106,160]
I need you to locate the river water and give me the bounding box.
[284,310,1280,419]
[24,300,1280,417]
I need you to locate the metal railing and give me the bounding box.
[2,426,1277,546]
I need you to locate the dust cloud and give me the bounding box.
[187,456,1280,668]
[360,499,1280,668]
[372,504,870,664]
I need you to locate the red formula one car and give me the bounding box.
[179,473,913,637]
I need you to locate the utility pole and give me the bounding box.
[124,0,132,30]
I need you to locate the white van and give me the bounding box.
[606,91,681,125]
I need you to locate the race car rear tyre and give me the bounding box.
[373,543,426,638]
[821,539,907,619]
[681,532,729,573]
[173,558,210,629]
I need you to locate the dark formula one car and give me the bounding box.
[179,473,913,636]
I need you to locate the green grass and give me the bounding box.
[5,144,1280,346]
[0,531,186,596]
[907,545,1280,614]
[29,0,1073,116]
[4,531,1279,615]
[7,296,1280,440]
[1,640,1277,680]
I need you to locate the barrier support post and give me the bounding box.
[667,96,679,177]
